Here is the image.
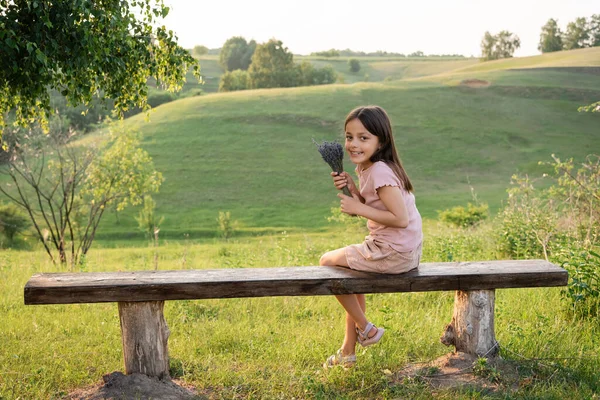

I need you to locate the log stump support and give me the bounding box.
[118,301,170,379]
[440,289,499,357]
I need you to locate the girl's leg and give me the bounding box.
[320,249,377,354]
[341,294,366,355]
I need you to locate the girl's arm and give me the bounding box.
[331,171,365,203]
[338,186,409,228]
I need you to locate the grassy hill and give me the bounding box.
[80,47,600,242]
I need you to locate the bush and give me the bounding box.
[219,69,250,92]
[559,249,600,318]
[438,203,489,228]
[217,211,239,241]
[495,154,600,319]
[0,202,30,245]
[147,91,177,108]
[313,65,337,85]
[348,58,361,73]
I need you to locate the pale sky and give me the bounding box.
[163,0,598,58]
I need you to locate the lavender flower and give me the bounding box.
[313,139,352,197]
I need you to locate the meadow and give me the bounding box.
[89,48,600,242]
[1,48,599,399]
[2,223,600,399]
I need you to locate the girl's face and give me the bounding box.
[345,118,380,169]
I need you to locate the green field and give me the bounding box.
[80,47,600,242]
[2,225,599,399]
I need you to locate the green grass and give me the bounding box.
[93,59,599,240]
[1,224,599,399]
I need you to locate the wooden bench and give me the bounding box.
[24,259,567,379]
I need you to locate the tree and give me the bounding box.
[563,17,589,50]
[348,59,361,73]
[538,19,563,53]
[480,31,521,61]
[248,39,298,89]
[0,123,163,268]
[589,14,600,47]
[219,37,256,71]
[192,45,209,57]
[0,1,199,140]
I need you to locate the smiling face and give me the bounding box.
[345,118,380,169]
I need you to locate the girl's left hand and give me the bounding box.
[338,193,363,215]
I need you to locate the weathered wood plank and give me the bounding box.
[24,260,568,305]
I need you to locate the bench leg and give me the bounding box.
[118,301,170,378]
[440,289,499,357]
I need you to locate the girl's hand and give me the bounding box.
[338,192,363,215]
[330,172,359,196]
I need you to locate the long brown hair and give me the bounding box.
[345,105,414,192]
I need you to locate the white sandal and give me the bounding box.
[323,349,356,369]
[356,322,384,347]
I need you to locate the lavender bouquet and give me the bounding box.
[313,139,352,197]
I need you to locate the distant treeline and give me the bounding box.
[310,49,465,58]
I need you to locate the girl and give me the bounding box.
[320,105,423,368]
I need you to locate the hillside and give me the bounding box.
[81,48,599,241]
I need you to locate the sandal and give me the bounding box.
[355,322,384,347]
[323,349,356,369]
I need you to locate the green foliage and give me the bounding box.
[85,127,163,213]
[217,211,239,241]
[438,203,489,228]
[218,69,250,92]
[0,202,30,244]
[590,14,600,47]
[559,250,600,318]
[219,36,256,71]
[472,357,502,383]
[538,19,563,53]
[192,45,209,57]
[0,0,199,139]
[578,100,600,113]
[146,91,177,108]
[496,154,600,317]
[497,174,559,259]
[135,195,164,240]
[248,39,298,89]
[480,30,521,61]
[310,49,340,57]
[563,17,589,50]
[348,59,361,73]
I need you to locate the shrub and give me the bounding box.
[0,202,30,244]
[217,211,239,241]
[147,91,176,108]
[438,202,489,228]
[348,58,361,73]
[496,174,558,259]
[559,249,600,318]
[495,154,600,319]
[219,69,250,92]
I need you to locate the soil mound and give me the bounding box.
[67,372,201,400]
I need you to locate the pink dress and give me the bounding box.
[344,161,423,274]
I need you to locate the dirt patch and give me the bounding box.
[394,352,520,392]
[460,79,491,88]
[66,372,203,400]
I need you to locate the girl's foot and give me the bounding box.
[323,349,356,369]
[355,322,384,347]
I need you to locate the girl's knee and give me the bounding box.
[319,253,331,266]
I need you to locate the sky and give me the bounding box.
[163,0,598,58]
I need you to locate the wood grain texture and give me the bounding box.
[24,259,568,305]
[119,301,170,378]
